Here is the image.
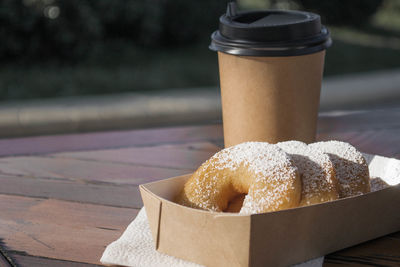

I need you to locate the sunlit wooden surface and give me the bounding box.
[0,107,399,266]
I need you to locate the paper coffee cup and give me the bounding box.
[210,2,331,147]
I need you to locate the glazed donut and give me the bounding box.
[309,141,370,197]
[277,141,339,206]
[176,142,301,214]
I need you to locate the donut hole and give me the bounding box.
[225,194,246,213]
[223,166,258,212]
[179,165,255,212]
[215,167,255,211]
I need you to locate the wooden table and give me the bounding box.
[0,107,399,267]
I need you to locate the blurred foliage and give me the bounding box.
[0,0,102,63]
[0,44,220,100]
[0,0,387,64]
[373,0,400,31]
[0,0,400,101]
[240,0,384,26]
[0,0,228,64]
[299,0,383,26]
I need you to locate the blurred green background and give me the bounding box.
[1,0,400,101]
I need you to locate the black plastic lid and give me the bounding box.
[210,2,332,57]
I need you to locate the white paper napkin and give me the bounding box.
[100,207,324,267]
[101,208,202,267]
[101,154,400,267]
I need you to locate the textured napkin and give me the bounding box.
[100,154,400,267]
[100,207,324,267]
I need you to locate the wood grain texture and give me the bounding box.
[0,107,399,266]
[0,107,398,158]
[0,142,219,210]
[10,254,103,267]
[51,142,219,170]
[0,124,223,157]
[317,129,400,158]
[0,174,142,208]
[0,250,12,267]
[0,156,190,185]
[0,194,139,265]
[324,233,400,266]
[391,231,400,239]
[318,108,400,134]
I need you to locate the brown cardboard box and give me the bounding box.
[139,154,400,267]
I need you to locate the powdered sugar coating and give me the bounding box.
[277,141,339,206]
[212,142,295,177]
[309,141,370,197]
[177,142,301,214]
[370,177,389,192]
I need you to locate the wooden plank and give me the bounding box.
[391,231,400,239]
[177,142,222,151]
[0,156,190,185]
[151,141,221,152]
[318,108,400,134]
[51,142,219,170]
[317,129,400,158]
[0,194,139,265]
[324,233,400,266]
[0,107,398,267]
[10,254,103,267]
[0,174,142,208]
[0,143,219,209]
[0,249,12,267]
[0,107,398,158]
[0,124,223,157]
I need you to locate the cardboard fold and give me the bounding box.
[139,154,400,267]
[139,186,162,249]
